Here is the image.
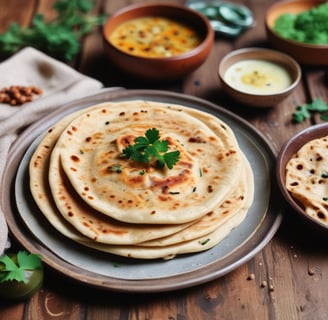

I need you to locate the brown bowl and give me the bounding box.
[265,0,328,65]
[102,3,214,81]
[218,47,301,108]
[277,123,328,231]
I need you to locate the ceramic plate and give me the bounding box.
[2,89,283,292]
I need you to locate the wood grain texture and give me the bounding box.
[1,1,328,319]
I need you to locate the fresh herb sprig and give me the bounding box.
[292,98,328,123]
[0,251,42,283]
[121,128,180,169]
[0,0,107,61]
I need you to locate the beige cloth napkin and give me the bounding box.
[0,47,104,255]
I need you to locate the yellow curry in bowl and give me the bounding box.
[107,16,202,58]
[223,59,293,95]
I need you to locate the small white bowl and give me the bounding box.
[218,47,301,108]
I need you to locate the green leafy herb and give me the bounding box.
[273,3,328,45]
[109,164,122,173]
[0,0,107,61]
[121,128,180,169]
[0,251,42,283]
[322,172,328,178]
[292,98,328,123]
[112,262,121,268]
[199,238,210,245]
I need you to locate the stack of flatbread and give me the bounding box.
[29,100,254,259]
[285,136,328,225]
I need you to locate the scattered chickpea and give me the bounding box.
[0,85,42,106]
[247,273,255,281]
[308,267,315,276]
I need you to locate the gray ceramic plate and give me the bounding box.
[2,89,283,292]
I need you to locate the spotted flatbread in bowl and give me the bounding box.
[285,136,328,225]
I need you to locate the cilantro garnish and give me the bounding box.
[109,164,122,173]
[121,128,180,169]
[0,251,42,283]
[0,0,106,61]
[292,98,328,123]
[199,238,210,245]
[322,172,328,178]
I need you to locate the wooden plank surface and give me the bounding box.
[0,1,328,319]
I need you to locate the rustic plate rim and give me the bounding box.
[2,88,283,293]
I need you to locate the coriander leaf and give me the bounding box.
[121,128,180,169]
[109,164,122,173]
[0,255,17,272]
[17,251,42,270]
[292,98,328,123]
[292,104,310,123]
[320,113,328,121]
[121,145,134,158]
[153,139,168,153]
[145,145,158,157]
[199,238,210,245]
[0,251,42,283]
[145,128,160,144]
[164,151,180,169]
[0,0,107,61]
[134,136,150,148]
[306,98,328,112]
[131,150,149,163]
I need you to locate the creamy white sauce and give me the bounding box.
[224,59,292,95]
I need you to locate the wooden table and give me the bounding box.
[1,1,328,319]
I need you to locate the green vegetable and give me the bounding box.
[121,128,180,169]
[273,3,328,44]
[199,238,210,245]
[0,0,106,61]
[0,251,44,300]
[292,98,328,123]
[109,164,122,173]
[322,172,328,179]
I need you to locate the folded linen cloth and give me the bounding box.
[0,47,104,256]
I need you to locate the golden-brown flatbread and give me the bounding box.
[54,101,243,224]
[29,100,254,259]
[30,105,193,245]
[285,136,328,224]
